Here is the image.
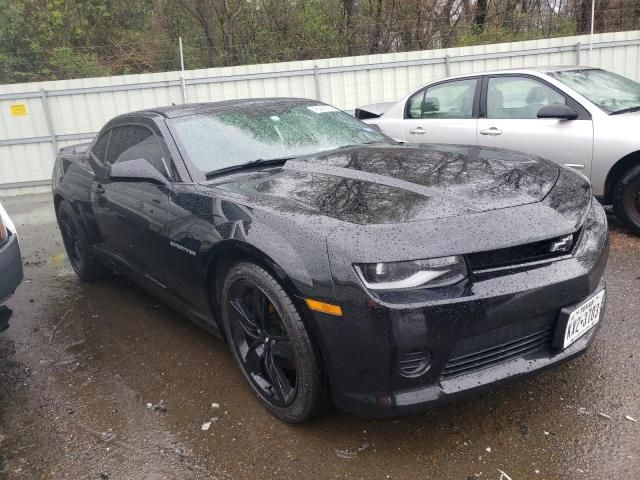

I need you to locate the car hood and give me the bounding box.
[210,144,560,225]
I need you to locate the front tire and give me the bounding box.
[612,165,640,235]
[56,200,109,282]
[221,262,325,423]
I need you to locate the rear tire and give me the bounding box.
[56,200,109,282]
[612,165,640,235]
[221,262,325,423]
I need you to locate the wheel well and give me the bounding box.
[206,241,331,402]
[205,242,304,329]
[604,151,640,204]
[207,241,333,409]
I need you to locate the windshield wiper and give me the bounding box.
[611,105,640,115]
[205,156,293,179]
[328,141,390,152]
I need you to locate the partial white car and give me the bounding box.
[356,67,640,234]
[0,202,23,331]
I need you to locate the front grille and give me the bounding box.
[467,229,581,271]
[441,326,553,379]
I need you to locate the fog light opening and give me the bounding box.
[398,349,432,378]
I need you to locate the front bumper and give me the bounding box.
[310,202,609,417]
[0,231,23,303]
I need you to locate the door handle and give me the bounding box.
[479,127,502,136]
[93,184,105,194]
[409,127,426,135]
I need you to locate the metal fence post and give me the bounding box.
[39,89,58,156]
[179,37,188,103]
[313,65,321,101]
[575,42,582,65]
[444,55,451,76]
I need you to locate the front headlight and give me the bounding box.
[354,256,467,291]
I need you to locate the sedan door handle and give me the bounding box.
[479,127,503,136]
[409,127,426,135]
[93,184,105,195]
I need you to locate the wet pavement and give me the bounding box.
[0,193,638,480]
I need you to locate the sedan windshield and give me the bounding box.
[549,69,640,114]
[170,102,389,174]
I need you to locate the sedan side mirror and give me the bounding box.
[537,104,578,120]
[109,158,169,186]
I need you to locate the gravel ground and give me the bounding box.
[0,193,638,480]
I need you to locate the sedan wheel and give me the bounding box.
[221,262,325,422]
[624,188,640,225]
[613,165,640,236]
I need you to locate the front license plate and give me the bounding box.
[559,290,605,349]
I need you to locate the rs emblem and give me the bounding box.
[549,234,573,253]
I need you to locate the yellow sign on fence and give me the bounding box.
[10,104,28,116]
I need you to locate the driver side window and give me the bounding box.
[487,77,566,119]
[406,79,477,119]
[107,126,172,178]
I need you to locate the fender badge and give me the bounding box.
[170,241,197,256]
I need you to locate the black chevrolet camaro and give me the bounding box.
[52,98,609,422]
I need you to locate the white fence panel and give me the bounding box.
[1,30,640,196]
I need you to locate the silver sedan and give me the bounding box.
[357,67,640,234]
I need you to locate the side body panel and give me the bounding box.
[403,118,478,145]
[477,117,594,176]
[590,112,640,197]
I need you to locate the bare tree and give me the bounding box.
[174,0,218,66]
[474,0,488,32]
[214,0,244,65]
[369,0,385,54]
[343,0,357,54]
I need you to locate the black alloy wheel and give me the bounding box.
[59,209,84,274]
[221,262,325,422]
[56,201,108,281]
[228,279,297,406]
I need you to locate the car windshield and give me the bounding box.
[549,69,640,114]
[169,102,389,174]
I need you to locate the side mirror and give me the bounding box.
[537,104,578,120]
[109,158,169,186]
[422,96,440,113]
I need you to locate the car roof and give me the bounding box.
[440,65,597,80]
[125,97,322,119]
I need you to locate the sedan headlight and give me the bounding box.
[354,256,467,291]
